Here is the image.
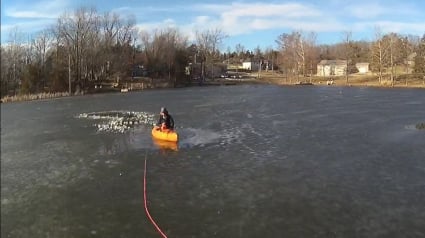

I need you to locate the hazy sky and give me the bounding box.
[1,0,424,50]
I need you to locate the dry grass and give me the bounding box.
[258,72,425,89]
[1,92,70,103]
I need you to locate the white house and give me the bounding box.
[355,63,369,74]
[317,60,347,76]
[242,61,260,71]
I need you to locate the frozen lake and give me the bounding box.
[2,85,425,237]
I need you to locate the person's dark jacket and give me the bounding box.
[157,113,174,129]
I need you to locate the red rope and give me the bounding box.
[144,158,168,238]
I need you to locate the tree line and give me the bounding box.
[1,6,425,97]
[276,29,425,84]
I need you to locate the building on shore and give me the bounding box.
[355,63,370,74]
[317,60,347,76]
[242,60,260,71]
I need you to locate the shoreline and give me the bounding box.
[2,76,424,103]
[1,92,71,103]
[271,80,425,89]
[258,73,425,89]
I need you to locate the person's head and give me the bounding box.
[160,107,168,116]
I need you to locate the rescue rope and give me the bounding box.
[144,158,168,238]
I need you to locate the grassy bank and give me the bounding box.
[2,73,423,103]
[258,72,425,88]
[1,92,70,103]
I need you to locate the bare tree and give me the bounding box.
[139,28,188,85]
[304,31,318,78]
[342,31,353,83]
[195,28,227,79]
[0,47,9,96]
[253,46,262,58]
[232,43,246,75]
[264,47,274,71]
[414,34,425,75]
[6,27,26,94]
[101,11,121,47]
[32,30,53,90]
[56,7,99,91]
[371,32,404,85]
[296,32,306,77]
[100,12,137,82]
[386,33,400,85]
[276,32,297,80]
[97,11,121,81]
[234,43,245,59]
[400,35,416,73]
[371,27,389,83]
[117,15,136,46]
[276,30,317,80]
[140,29,170,79]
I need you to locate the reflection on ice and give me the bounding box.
[152,138,179,151]
[77,111,156,133]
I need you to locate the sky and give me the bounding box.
[1,0,424,50]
